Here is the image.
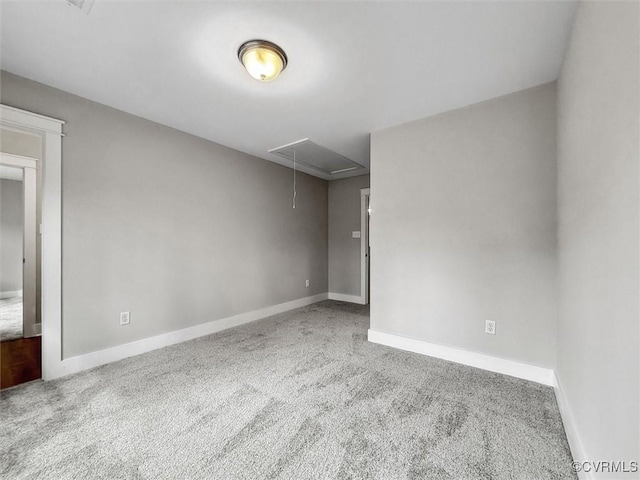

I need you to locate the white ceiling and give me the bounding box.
[0,0,578,180]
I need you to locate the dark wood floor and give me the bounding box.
[0,336,41,389]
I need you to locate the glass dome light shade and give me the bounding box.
[238,40,288,82]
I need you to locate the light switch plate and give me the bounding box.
[352,231,361,238]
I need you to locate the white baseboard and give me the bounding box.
[328,292,365,304]
[554,373,591,479]
[0,289,22,299]
[47,293,328,380]
[367,329,555,386]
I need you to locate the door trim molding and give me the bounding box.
[0,152,38,169]
[1,104,64,380]
[360,187,370,305]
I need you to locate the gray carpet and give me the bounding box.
[0,296,23,342]
[0,301,575,479]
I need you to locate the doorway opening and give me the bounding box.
[0,144,41,388]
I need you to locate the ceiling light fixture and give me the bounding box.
[238,39,288,82]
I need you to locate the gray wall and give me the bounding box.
[1,178,23,293]
[557,1,639,465]
[370,83,557,368]
[328,175,369,297]
[0,71,328,359]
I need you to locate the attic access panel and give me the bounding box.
[268,139,364,176]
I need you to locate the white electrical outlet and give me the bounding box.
[305,279,310,287]
[485,320,496,335]
[120,311,130,326]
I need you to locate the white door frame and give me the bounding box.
[360,188,370,305]
[0,152,39,337]
[1,105,64,380]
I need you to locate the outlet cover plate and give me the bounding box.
[485,320,496,335]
